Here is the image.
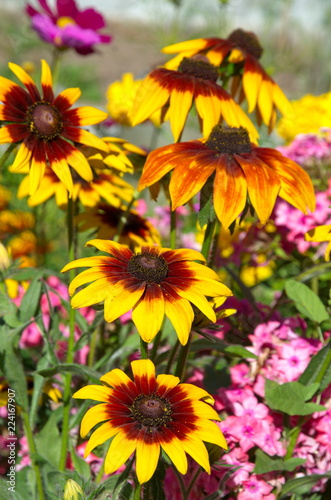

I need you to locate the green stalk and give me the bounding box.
[165,339,180,374]
[170,205,177,249]
[140,337,149,360]
[175,332,192,381]
[201,218,217,261]
[0,143,16,171]
[22,410,45,500]
[59,198,76,471]
[51,47,63,89]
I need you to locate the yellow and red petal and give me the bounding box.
[86,238,133,261]
[168,85,194,142]
[131,359,156,384]
[85,421,119,457]
[104,282,145,323]
[0,124,27,144]
[161,247,206,264]
[80,403,111,437]
[135,440,160,483]
[163,289,194,345]
[132,284,165,342]
[63,142,93,182]
[179,384,214,404]
[235,153,281,225]
[62,255,113,273]
[68,267,111,295]
[53,87,82,112]
[131,72,170,126]
[8,62,40,101]
[41,59,54,102]
[195,420,228,449]
[73,385,112,402]
[161,435,188,474]
[191,400,221,420]
[100,367,134,389]
[64,106,108,126]
[156,373,180,393]
[169,151,216,210]
[104,431,137,475]
[62,127,108,152]
[213,155,247,229]
[71,277,113,308]
[28,142,47,196]
[242,57,263,112]
[181,435,210,474]
[11,141,33,171]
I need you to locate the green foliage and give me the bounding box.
[265,379,326,416]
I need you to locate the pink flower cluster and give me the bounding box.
[164,315,330,499]
[277,132,331,166]
[273,184,331,255]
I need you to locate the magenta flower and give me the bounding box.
[26,0,112,54]
[238,475,276,500]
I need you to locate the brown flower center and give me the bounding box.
[130,394,172,428]
[127,252,168,283]
[178,56,219,82]
[227,29,263,60]
[27,101,63,141]
[205,125,252,154]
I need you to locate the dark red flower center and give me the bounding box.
[227,28,263,60]
[27,101,63,141]
[128,252,168,283]
[205,125,252,154]
[130,394,172,428]
[178,56,219,82]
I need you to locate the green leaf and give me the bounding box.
[198,189,215,227]
[265,379,326,416]
[0,329,29,411]
[69,446,91,480]
[35,412,61,469]
[19,271,43,322]
[38,363,101,384]
[0,477,15,500]
[285,280,329,323]
[280,473,331,497]
[299,342,331,392]
[254,449,305,474]
[191,338,257,358]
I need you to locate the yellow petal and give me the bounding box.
[85,421,119,457]
[136,441,160,483]
[161,435,188,474]
[132,285,165,342]
[104,431,137,475]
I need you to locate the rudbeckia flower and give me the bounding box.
[0,60,108,196]
[75,203,161,249]
[73,359,227,483]
[17,167,133,208]
[26,0,112,55]
[138,125,315,229]
[162,28,291,129]
[61,239,232,344]
[132,55,258,143]
[305,224,331,261]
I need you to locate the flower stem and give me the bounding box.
[0,143,16,171]
[59,198,76,471]
[51,48,63,89]
[170,203,177,249]
[140,337,149,359]
[175,332,192,381]
[201,218,217,261]
[21,410,45,500]
[165,339,180,374]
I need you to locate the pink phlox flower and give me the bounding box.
[256,420,285,456]
[17,436,30,471]
[222,447,255,488]
[232,395,269,420]
[294,433,320,469]
[19,321,43,348]
[230,363,252,386]
[74,344,90,364]
[277,133,331,165]
[224,415,266,452]
[26,0,112,54]
[274,342,312,381]
[238,475,275,500]
[216,387,255,412]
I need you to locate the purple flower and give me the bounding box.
[26,0,112,54]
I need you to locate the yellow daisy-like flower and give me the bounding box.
[17,166,133,208]
[0,185,11,210]
[0,209,34,237]
[76,203,161,249]
[61,239,232,344]
[0,59,108,195]
[162,29,291,129]
[73,359,227,484]
[132,55,258,143]
[305,224,331,261]
[138,125,315,229]
[277,93,331,143]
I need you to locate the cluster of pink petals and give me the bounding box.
[277,131,331,165]
[274,186,331,254]
[163,311,330,499]
[26,0,112,54]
